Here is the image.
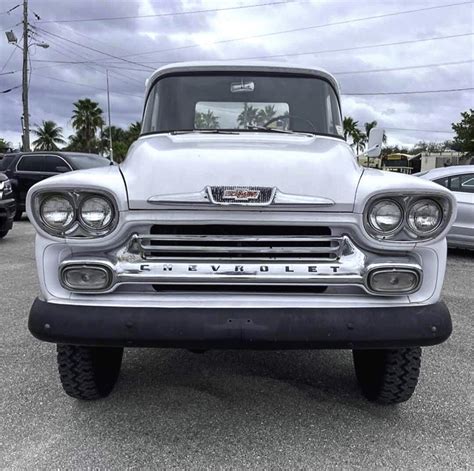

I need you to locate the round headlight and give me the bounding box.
[407,199,442,235]
[368,199,403,233]
[79,196,114,229]
[40,195,74,229]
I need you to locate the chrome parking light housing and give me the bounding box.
[366,266,422,295]
[60,262,114,292]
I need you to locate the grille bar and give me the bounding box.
[138,243,341,254]
[133,229,344,262]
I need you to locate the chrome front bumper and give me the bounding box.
[58,235,422,295]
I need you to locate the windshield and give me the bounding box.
[67,154,111,169]
[142,74,343,137]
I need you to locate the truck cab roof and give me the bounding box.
[145,61,340,96]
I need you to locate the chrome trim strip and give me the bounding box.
[147,187,336,206]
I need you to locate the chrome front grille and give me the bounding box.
[60,225,423,295]
[135,225,342,261]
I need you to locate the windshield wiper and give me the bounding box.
[170,130,239,135]
[245,125,312,136]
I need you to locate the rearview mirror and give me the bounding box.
[366,128,384,158]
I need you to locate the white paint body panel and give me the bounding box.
[122,133,360,211]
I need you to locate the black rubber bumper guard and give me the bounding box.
[28,298,452,349]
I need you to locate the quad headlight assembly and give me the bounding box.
[364,193,453,242]
[32,190,118,238]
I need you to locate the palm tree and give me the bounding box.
[237,104,259,128]
[32,121,66,151]
[342,116,358,141]
[352,128,366,154]
[256,105,277,126]
[195,110,220,129]
[127,121,141,144]
[71,98,105,152]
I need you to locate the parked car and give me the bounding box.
[0,152,111,220]
[27,62,456,404]
[0,172,15,238]
[415,165,474,249]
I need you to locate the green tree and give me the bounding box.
[352,128,366,154]
[127,121,141,145]
[71,98,105,152]
[342,116,358,141]
[256,105,277,126]
[0,138,12,153]
[237,104,259,128]
[452,109,474,153]
[32,120,66,151]
[195,110,220,129]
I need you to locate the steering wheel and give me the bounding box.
[262,115,317,132]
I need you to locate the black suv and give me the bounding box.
[0,152,111,220]
[0,172,15,238]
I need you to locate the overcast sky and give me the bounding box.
[0,0,473,149]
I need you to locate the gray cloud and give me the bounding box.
[0,0,473,148]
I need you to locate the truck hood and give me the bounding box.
[121,133,362,211]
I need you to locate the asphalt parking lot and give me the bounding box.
[1,220,473,469]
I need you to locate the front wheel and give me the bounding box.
[353,347,421,404]
[57,344,123,400]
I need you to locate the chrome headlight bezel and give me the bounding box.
[406,198,443,237]
[364,192,453,242]
[367,198,404,236]
[78,195,115,232]
[32,189,119,238]
[39,193,76,232]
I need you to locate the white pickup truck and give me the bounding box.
[27,62,455,404]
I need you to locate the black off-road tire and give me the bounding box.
[0,229,9,238]
[13,210,22,221]
[353,347,422,405]
[57,344,124,400]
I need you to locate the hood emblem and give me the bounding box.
[207,186,276,206]
[223,189,260,201]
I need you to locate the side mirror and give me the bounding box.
[55,166,69,173]
[366,128,384,158]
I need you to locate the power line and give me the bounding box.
[342,87,474,96]
[332,59,474,76]
[1,84,21,93]
[0,4,20,15]
[33,74,143,98]
[0,46,18,73]
[230,32,473,61]
[117,1,473,59]
[33,30,145,88]
[383,127,454,133]
[37,1,293,23]
[28,30,474,72]
[29,57,474,78]
[33,26,156,70]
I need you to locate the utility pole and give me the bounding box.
[22,0,30,151]
[106,69,113,162]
